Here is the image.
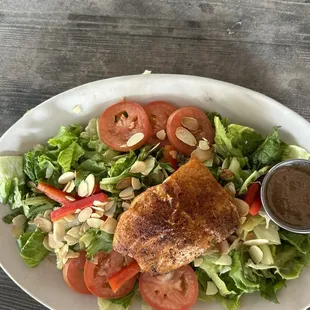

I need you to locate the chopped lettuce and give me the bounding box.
[18,229,48,267]
[58,142,84,172]
[226,124,264,156]
[214,117,243,158]
[80,228,113,259]
[251,128,282,169]
[0,156,25,185]
[281,145,310,160]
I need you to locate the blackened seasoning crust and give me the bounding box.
[113,157,240,274]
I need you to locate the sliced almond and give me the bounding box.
[79,222,90,234]
[12,225,23,238]
[215,254,232,266]
[149,143,161,154]
[53,221,66,243]
[34,217,53,233]
[244,239,269,246]
[78,180,88,197]
[191,147,212,162]
[193,257,203,267]
[58,172,75,184]
[43,236,53,251]
[43,210,52,220]
[217,240,229,255]
[66,195,76,201]
[93,200,108,208]
[142,156,156,176]
[119,187,134,199]
[131,177,142,190]
[78,207,92,223]
[96,210,105,217]
[91,213,101,218]
[181,117,199,131]
[63,180,75,193]
[64,235,79,246]
[58,244,69,259]
[116,177,132,190]
[121,194,135,200]
[67,226,80,239]
[156,129,166,141]
[48,233,64,249]
[91,206,105,212]
[122,202,131,209]
[127,132,144,147]
[74,208,81,214]
[169,150,177,159]
[101,217,117,234]
[87,218,104,229]
[224,182,236,197]
[85,174,95,196]
[175,127,197,146]
[206,281,218,296]
[104,201,115,211]
[66,250,80,260]
[198,139,210,150]
[105,202,116,217]
[129,161,146,173]
[233,198,250,217]
[64,214,76,222]
[249,245,263,264]
[12,214,27,227]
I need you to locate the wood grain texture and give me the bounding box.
[0,0,309,309]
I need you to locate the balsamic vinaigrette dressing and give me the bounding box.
[266,165,310,229]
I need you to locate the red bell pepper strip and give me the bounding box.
[249,194,262,216]
[37,183,74,205]
[51,192,108,222]
[163,145,178,171]
[244,183,260,206]
[108,261,140,293]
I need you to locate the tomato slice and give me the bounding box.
[84,250,137,299]
[163,145,178,171]
[98,101,151,152]
[166,107,214,156]
[63,251,91,295]
[143,101,177,145]
[139,265,198,310]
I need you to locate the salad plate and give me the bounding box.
[0,74,310,310]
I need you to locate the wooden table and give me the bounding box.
[0,0,309,309]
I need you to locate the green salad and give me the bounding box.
[0,101,310,310]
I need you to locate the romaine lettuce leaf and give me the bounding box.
[281,145,310,160]
[80,228,113,259]
[199,253,237,296]
[238,166,269,194]
[226,124,264,156]
[214,117,243,158]
[253,223,281,245]
[279,230,308,254]
[58,142,84,172]
[19,229,48,267]
[251,128,282,169]
[0,156,25,185]
[48,125,82,150]
[229,251,259,293]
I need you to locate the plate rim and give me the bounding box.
[0,73,309,310]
